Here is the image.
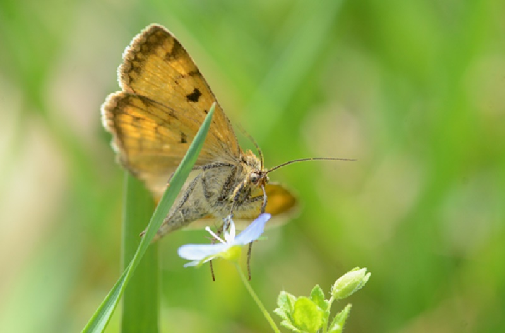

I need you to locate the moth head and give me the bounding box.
[241,150,269,187]
[250,170,269,187]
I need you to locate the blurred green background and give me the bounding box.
[1,0,504,332]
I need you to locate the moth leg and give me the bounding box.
[247,243,253,280]
[242,190,263,280]
[232,193,264,215]
[228,179,249,216]
[229,187,268,280]
[260,184,267,214]
[209,222,226,282]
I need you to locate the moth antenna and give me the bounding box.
[266,157,356,174]
[237,123,264,169]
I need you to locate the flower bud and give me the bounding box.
[331,267,370,300]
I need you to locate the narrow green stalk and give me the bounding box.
[234,263,281,333]
[82,104,216,333]
[121,174,159,333]
[323,295,336,333]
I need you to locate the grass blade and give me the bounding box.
[121,174,158,332]
[82,103,216,333]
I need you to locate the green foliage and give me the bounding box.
[328,305,351,333]
[81,105,216,333]
[274,268,370,333]
[274,292,299,332]
[310,285,328,312]
[293,297,325,333]
[1,1,505,332]
[121,175,158,332]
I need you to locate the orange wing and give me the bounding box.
[102,24,240,196]
[238,183,298,219]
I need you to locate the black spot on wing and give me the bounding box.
[164,39,186,61]
[180,132,187,143]
[186,88,202,102]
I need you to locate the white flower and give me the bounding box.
[178,213,271,267]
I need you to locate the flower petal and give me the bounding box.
[183,260,201,267]
[178,243,230,261]
[178,213,272,267]
[234,213,271,245]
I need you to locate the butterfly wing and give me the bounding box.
[102,92,230,197]
[102,24,241,197]
[236,183,298,227]
[264,183,298,217]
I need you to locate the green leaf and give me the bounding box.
[81,104,216,333]
[121,174,158,333]
[292,297,324,333]
[328,304,352,333]
[278,319,301,333]
[276,290,297,315]
[274,291,298,330]
[309,284,327,311]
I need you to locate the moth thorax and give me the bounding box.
[241,150,262,169]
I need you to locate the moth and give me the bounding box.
[101,24,349,241]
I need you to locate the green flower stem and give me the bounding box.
[234,262,281,333]
[322,298,335,333]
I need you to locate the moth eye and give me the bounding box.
[250,173,260,184]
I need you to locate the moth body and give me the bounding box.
[154,150,267,240]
